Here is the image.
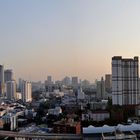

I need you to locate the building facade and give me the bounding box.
[72,77,79,88]
[62,76,71,86]
[82,111,110,122]
[6,80,16,100]
[4,69,13,82]
[105,74,112,93]
[112,56,139,105]
[53,120,81,134]
[96,77,105,99]
[21,81,32,102]
[0,65,4,96]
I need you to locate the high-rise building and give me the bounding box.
[112,56,139,105]
[81,80,90,88]
[18,78,23,91]
[47,75,53,84]
[45,76,54,92]
[4,69,13,82]
[96,77,105,99]
[21,81,32,102]
[32,81,43,92]
[6,80,16,100]
[0,65,4,96]
[72,76,79,87]
[105,74,112,93]
[62,76,71,86]
[77,87,85,100]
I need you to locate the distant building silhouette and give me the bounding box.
[6,80,16,100]
[62,76,71,86]
[0,65,4,96]
[72,76,79,88]
[4,69,13,82]
[96,77,105,99]
[105,74,112,93]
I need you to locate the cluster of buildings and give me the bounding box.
[0,65,32,102]
[0,101,36,131]
[32,74,112,101]
[0,56,139,139]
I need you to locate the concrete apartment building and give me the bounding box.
[105,74,112,93]
[112,56,139,105]
[6,80,16,100]
[21,81,32,102]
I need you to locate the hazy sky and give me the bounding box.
[1,0,140,82]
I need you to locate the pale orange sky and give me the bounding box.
[1,0,140,82]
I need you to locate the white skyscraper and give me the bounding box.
[21,81,32,102]
[112,56,139,105]
[6,80,16,100]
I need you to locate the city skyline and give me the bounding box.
[1,0,140,81]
